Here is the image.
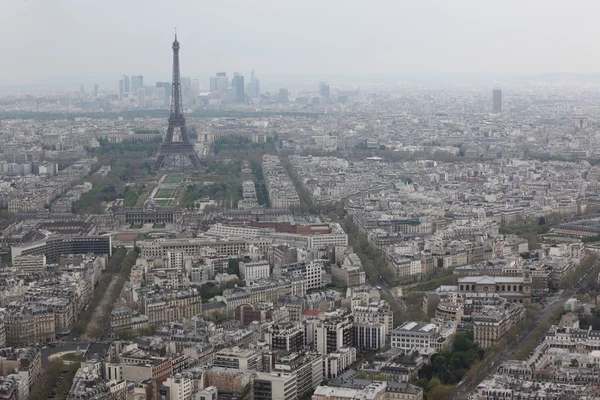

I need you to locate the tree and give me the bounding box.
[415,378,428,390]
[570,358,579,367]
[379,145,386,151]
[434,355,448,370]
[538,216,546,225]
[426,377,441,392]
[228,259,240,277]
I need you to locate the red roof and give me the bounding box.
[303,310,322,316]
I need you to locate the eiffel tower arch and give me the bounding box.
[153,34,201,171]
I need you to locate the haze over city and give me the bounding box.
[4,0,600,86]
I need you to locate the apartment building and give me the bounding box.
[213,347,260,371]
[391,321,454,352]
[264,323,305,352]
[473,302,525,349]
[353,301,394,337]
[252,371,297,400]
[12,255,46,273]
[137,238,272,259]
[4,305,55,347]
[239,260,270,282]
[305,310,355,355]
[275,260,324,290]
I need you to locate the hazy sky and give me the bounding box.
[2,0,600,84]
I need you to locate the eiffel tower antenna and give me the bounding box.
[153,32,200,171]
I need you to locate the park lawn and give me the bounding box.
[154,188,176,198]
[164,175,182,184]
[61,353,84,362]
[154,199,171,206]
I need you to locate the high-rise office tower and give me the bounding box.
[131,75,144,93]
[137,88,145,108]
[209,76,218,93]
[79,84,85,99]
[191,79,200,98]
[248,69,261,99]
[156,82,172,106]
[118,80,125,99]
[278,88,289,104]
[123,75,131,92]
[181,77,192,101]
[218,73,228,94]
[157,87,166,103]
[319,81,330,99]
[492,89,502,113]
[232,72,245,103]
[93,84,99,97]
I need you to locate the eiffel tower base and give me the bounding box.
[153,145,201,171]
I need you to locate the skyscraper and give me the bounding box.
[248,69,261,99]
[118,80,124,99]
[181,77,192,101]
[137,88,145,108]
[232,72,245,103]
[210,72,229,94]
[209,76,218,93]
[157,87,166,103]
[493,89,502,113]
[131,75,144,93]
[278,88,289,104]
[319,81,330,99]
[79,84,85,99]
[156,82,172,106]
[93,84,99,97]
[123,75,131,92]
[191,79,200,98]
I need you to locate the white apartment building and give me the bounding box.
[166,251,184,269]
[253,371,297,400]
[276,260,324,290]
[197,386,218,400]
[13,255,46,273]
[354,323,386,349]
[353,302,394,337]
[206,223,267,238]
[307,232,348,248]
[410,259,422,275]
[163,374,192,400]
[391,322,440,351]
[239,260,270,282]
[323,348,357,379]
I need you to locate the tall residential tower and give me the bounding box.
[492,89,502,113]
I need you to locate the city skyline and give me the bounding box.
[4,0,600,85]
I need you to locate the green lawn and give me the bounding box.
[61,353,84,362]
[164,175,182,184]
[154,199,171,206]
[154,188,176,198]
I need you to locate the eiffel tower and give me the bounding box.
[153,33,200,171]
